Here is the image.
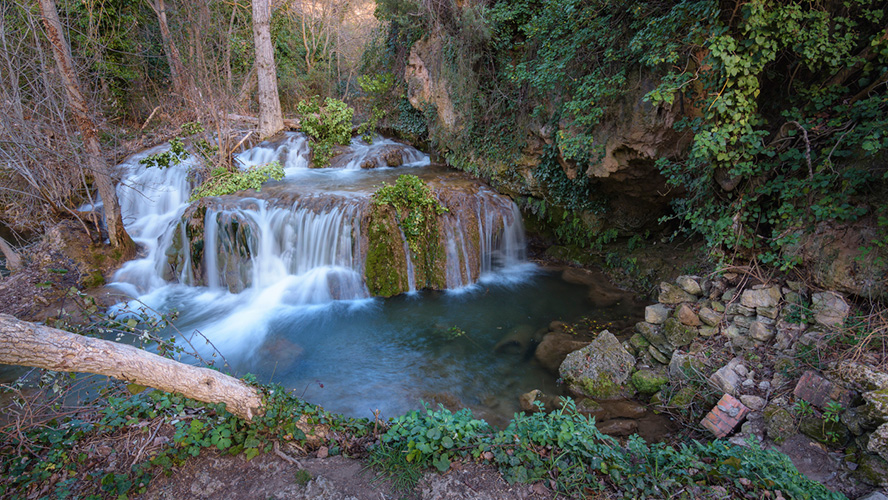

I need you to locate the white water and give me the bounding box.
[110,134,532,358]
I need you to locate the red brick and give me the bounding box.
[701,394,750,438]
[793,370,853,409]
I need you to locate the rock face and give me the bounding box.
[405,34,459,134]
[559,331,635,400]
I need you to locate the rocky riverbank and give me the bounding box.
[528,271,888,498]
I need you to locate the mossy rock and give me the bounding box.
[799,416,850,446]
[667,386,696,409]
[631,369,668,395]
[763,405,796,444]
[662,317,698,348]
[559,331,635,400]
[853,452,888,487]
[364,205,410,297]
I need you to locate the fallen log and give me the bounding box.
[0,314,263,421]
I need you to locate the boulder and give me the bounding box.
[534,331,590,373]
[559,331,636,400]
[740,286,782,309]
[811,291,850,328]
[658,282,696,304]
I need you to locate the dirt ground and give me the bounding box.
[138,450,547,500]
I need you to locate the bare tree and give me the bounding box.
[38,0,134,255]
[252,0,284,138]
[146,0,191,100]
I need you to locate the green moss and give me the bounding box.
[667,386,696,409]
[364,207,409,297]
[579,372,621,399]
[631,370,668,395]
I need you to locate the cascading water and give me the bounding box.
[109,133,640,425]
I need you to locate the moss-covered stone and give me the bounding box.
[631,369,668,395]
[364,204,409,297]
[853,451,888,487]
[799,416,850,446]
[629,333,650,350]
[763,405,796,444]
[662,317,698,348]
[667,386,696,409]
[559,331,635,400]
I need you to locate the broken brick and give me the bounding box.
[793,370,854,409]
[701,394,750,438]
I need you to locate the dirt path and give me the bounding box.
[138,451,546,500]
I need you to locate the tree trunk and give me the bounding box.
[251,0,284,138]
[38,0,135,256]
[0,236,22,272]
[0,314,263,421]
[147,0,190,99]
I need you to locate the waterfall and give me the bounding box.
[112,133,532,305]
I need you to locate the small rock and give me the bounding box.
[740,395,766,411]
[668,351,703,380]
[711,301,726,313]
[735,364,749,378]
[811,291,851,328]
[316,446,329,459]
[749,321,775,342]
[636,322,673,355]
[711,358,744,395]
[596,418,638,436]
[676,275,703,296]
[644,304,671,324]
[740,286,782,309]
[734,315,755,329]
[742,379,755,388]
[855,452,888,487]
[658,282,697,304]
[628,333,650,351]
[759,381,772,392]
[868,423,888,463]
[764,404,796,443]
[699,326,717,337]
[676,304,702,326]
[757,306,780,320]
[662,317,698,348]
[648,344,670,365]
[726,303,756,317]
[698,307,722,327]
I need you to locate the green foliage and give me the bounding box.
[297,97,355,166]
[189,161,284,201]
[372,174,448,254]
[370,399,843,499]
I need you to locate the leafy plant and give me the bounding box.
[297,96,355,166]
[189,161,284,201]
[372,174,448,254]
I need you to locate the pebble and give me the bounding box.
[735,364,748,377]
[742,379,755,388]
[759,381,771,391]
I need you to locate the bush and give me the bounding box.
[296,97,355,167]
